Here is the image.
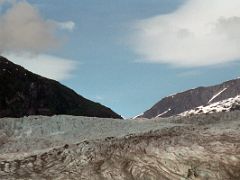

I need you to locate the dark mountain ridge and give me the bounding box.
[138,78,240,118]
[0,56,122,119]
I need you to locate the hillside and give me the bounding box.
[0,56,121,119]
[137,78,240,118]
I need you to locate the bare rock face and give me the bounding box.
[0,56,121,119]
[138,78,240,118]
[0,112,240,179]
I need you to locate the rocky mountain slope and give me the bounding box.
[0,56,121,119]
[137,78,240,118]
[0,112,240,179]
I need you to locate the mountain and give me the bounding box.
[136,78,240,118]
[0,56,121,119]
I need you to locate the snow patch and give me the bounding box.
[156,108,171,117]
[208,88,228,104]
[133,113,143,119]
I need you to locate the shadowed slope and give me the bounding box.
[0,56,121,119]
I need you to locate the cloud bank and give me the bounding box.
[131,0,240,67]
[0,0,77,80]
[0,0,59,53]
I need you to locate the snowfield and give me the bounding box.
[180,95,240,116]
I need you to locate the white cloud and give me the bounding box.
[0,1,78,81]
[130,0,240,67]
[3,53,78,81]
[0,1,59,53]
[0,1,76,53]
[55,21,76,32]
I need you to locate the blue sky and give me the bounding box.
[1,0,240,118]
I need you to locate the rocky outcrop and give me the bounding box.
[0,112,240,179]
[138,78,240,118]
[0,56,121,119]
